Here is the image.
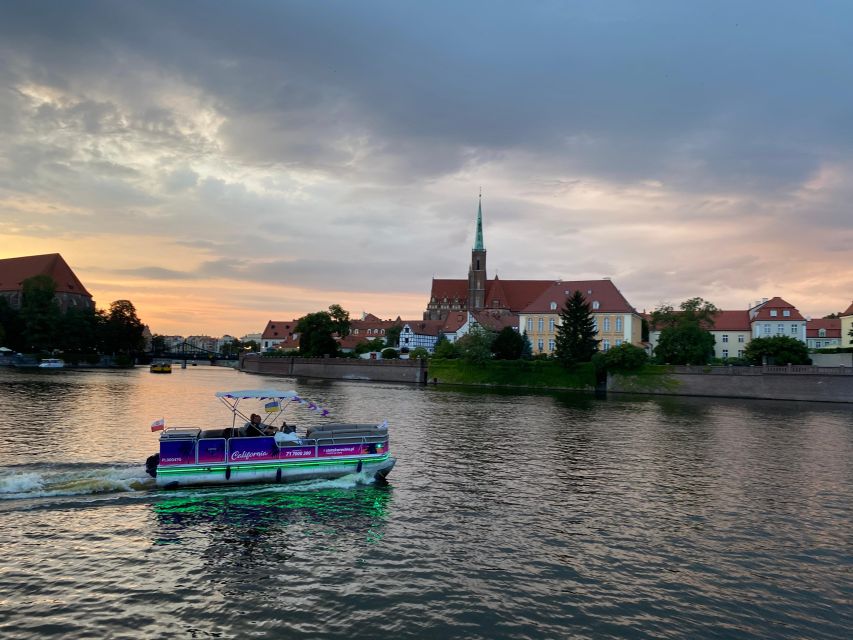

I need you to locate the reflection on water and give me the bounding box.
[0,366,850,639]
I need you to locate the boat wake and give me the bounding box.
[0,464,154,501]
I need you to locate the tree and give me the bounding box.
[593,343,648,374]
[455,325,495,364]
[492,326,524,360]
[59,306,98,354]
[384,323,403,350]
[381,347,398,359]
[410,347,429,360]
[354,338,384,355]
[433,335,458,359]
[20,275,62,352]
[327,304,351,338]
[521,331,533,360]
[651,297,718,365]
[151,335,167,355]
[101,300,145,355]
[554,290,599,367]
[744,336,810,365]
[296,311,339,357]
[849,325,853,346]
[0,297,23,350]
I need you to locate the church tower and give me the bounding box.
[468,195,487,311]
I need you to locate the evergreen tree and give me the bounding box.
[554,290,599,367]
[492,326,524,360]
[521,331,533,360]
[20,275,61,352]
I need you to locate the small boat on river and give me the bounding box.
[144,389,395,489]
[150,362,172,373]
[38,358,65,369]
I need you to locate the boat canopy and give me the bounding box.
[215,389,301,400]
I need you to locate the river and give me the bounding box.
[0,365,849,639]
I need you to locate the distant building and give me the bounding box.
[0,253,93,312]
[708,310,751,360]
[261,320,300,351]
[749,297,806,343]
[806,318,841,350]
[841,302,853,348]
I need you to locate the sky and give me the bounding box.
[1,1,852,336]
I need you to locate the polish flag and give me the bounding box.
[150,418,165,432]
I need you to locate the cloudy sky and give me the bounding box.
[2,1,852,336]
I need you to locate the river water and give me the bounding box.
[0,366,849,639]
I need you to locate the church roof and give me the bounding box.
[0,253,92,297]
[429,278,553,312]
[473,197,485,251]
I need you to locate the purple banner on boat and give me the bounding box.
[198,438,226,464]
[279,446,315,460]
[229,437,278,463]
[318,444,370,457]
[159,440,196,466]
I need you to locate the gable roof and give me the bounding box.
[751,297,805,321]
[841,301,853,317]
[709,310,751,331]
[807,318,841,338]
[521,279,636,314]
[262,320,300,340]
[0,253,92,297]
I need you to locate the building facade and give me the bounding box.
[0,253,94,312]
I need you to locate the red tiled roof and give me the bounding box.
[841,301,853,317]
[401,318,459,337]
[472,311,519,332]
[709,310,751,331]
[751,297,805,321]
[521,279,636,314]
[428,277,554,312]
[262,320,300,340]
[429,279,468,303]
[0,253,92,297]
[807,318,841,338]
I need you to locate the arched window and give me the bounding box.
[550,301,557,310]
[592,301,600,310]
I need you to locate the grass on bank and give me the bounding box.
[427,358,597,389]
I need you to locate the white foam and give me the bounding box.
[0,472,45,495]
[0,467,153,500]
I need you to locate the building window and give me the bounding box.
[592,301,600,310]
[770,309,778,317]
[549,318,555,333]
[615,339,622,346]
[550,302,557,310]
[722,349,729,358]
[592,318,598,332]
[819,328,826,337]
[764,324,771,335]
[537,339,544,352]
[527,318,533,332]
[616,317,622,332]
[777,324,784,334]
[783,309,790,317]
[722,334,729,343]
[738,350,745,358]
[602,339,610,351]
[548,339,555,351]
[603,317,610,332]
[790,324,797,335]
[738,335,745,343]
[538,318,544,331]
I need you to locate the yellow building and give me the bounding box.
[841,301,853,348]
[519,279,642,355]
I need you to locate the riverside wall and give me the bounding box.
[239,355,428,384]
[609,365,853,403]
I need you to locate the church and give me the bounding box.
[423,198,643,354]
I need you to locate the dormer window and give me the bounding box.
[819,328,826,337]
[592,301,600,310]
[783,310,790,317]
[550,302,557,310]
[770,310,777,317]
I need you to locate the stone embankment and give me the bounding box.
[609,364,853,404]
[239,355,427,384]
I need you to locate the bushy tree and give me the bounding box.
[848,325,853,346]
[744,336,810,366]
[354,338,384,355]
[521,331,533,360]
[432,335,458,359]
[20,275,61,351]
[296,311,339,357]
[384,324,403,350]
[554,290,599,367]
[593,343,648,374]
[327,304,351,338]
[455,325,495,364]
[381,347,398,359]
[102,300,145,355]
[59,306,99,354]
[0,297,23,350]
[652,297,718,365]
[492,326,524,360]
[410,347,429,359]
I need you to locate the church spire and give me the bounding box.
[473,191,485,251]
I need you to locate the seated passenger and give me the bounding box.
[242,413,265,437]
[275,425,302,446]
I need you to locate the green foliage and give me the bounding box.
[354,338,384,355]
[409,347,429,360]
[492,326,524,360]
[641,317,650,342]
[0,297,24,350]
[554,290,599,367]
[151,335,167,355]
[243,340,260,353]
[455,325,496,364]
[296,311,339,357]
[744,336,811,365]
[102,300,145,355]
[592,343,648,374]
[651,297,718,365]
[521,331,533,360]
[20,275,61,351]
[327,304,351,338]
[381,347,398,359]
[384,324,403,350]
[433,335,459,359]
[848,325,853,346]
[428,358,596,389]
[59,307,98,354]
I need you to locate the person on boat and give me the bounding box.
[242,413,265,437]
[274,424,302,446]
